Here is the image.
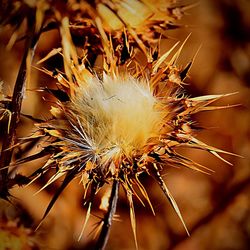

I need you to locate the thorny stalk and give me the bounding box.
[95,180,119,250]
[0,13,40,199]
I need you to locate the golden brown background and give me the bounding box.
[0,0,250,249]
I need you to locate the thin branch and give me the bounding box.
[95,179,119,250]
[0,13,40,199]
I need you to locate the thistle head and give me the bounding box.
[4,1,237,249]
[17,34,238,248]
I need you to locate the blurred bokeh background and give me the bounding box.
[0,0,250,249]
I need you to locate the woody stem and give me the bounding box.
[95,179,119,250]
[0,13,40,199]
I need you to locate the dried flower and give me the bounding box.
[68,0,186,61]
[17,32,237,248]
[1,1,238,249]
[0,0,186,57]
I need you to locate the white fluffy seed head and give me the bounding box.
[70,75,164,160]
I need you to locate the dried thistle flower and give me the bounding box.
[68,0,187,60]
[0,0,188,202]
[16,30,238,249]
[1,0,186,54]
[1,1,238,249]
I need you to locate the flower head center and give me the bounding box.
[71,76,163,159]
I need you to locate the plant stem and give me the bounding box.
[95,179,119,250]
[0,14,39,199]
